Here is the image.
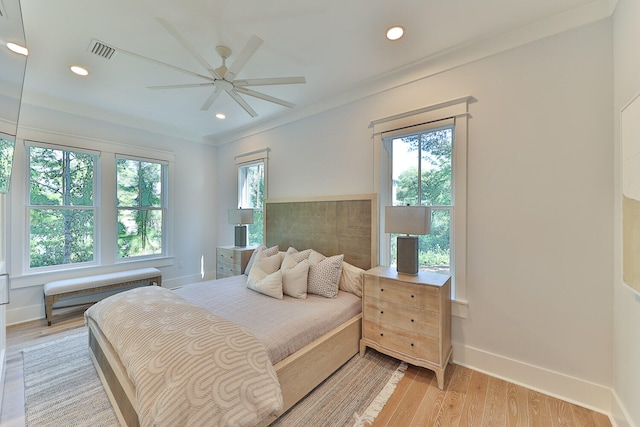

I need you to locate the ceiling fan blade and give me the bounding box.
[234,76,306,87]
[156,17,220,79]
[148,83,215,90]
[234,86,295,108]
[225,35,263,81]
[118,47,214,81]
[226,89,258,117]
[200,87,224,111]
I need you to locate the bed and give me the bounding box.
[85,194,377,426]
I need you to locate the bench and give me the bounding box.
[43,267,162,325]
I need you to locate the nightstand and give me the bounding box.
[359,265,452,389]
[216,246,256,278]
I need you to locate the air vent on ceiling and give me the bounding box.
[88,39,117,60]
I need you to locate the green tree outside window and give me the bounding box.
[391,128,452,274]
[117,158,164,258]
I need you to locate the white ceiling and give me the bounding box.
[18,0,614,145]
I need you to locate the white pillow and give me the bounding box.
[307,250,344,298]
[247,253,283,299]
[281,249,312,298]
[245,244,279,276]
[339,261,364,297]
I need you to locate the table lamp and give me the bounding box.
[385,205,431,275]
[228,208,254,247]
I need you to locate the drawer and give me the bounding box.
[363,296,439,337]
[364,276,439,311]
[217,249,241,267]
[216,264,241,279]
[363,319,439,363]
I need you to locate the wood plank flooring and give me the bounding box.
[1,314,613,427]
[371,363,613,427]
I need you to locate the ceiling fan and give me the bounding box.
[137,18,306,118]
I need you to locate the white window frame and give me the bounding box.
[25,141,100,272]
[384,122,454,273]
[372,97,472,317]
[235,149,269,245]
[9,135,175,289]
[115,154,169,261]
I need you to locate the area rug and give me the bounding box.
[23,330,406,427]
[22,331,118,426]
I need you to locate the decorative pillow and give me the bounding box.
[307,250,344,298]
[245,244,279,276]
[339,261,364,297]
[247,253,283,299]
[281,249,312,298]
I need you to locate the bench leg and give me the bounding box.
[44,295,53,326]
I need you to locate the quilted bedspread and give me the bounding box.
[85,286,283,427]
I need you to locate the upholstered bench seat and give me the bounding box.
[44,267,162,325]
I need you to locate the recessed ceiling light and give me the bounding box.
[70,65,89,76]
[386,26,405,41]
[216,113,226,119]
[6,42,28,56]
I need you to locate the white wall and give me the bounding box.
[217,19,615,412]
[613,1,640,426]
[7,104,219,323]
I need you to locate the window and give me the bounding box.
[372,96,471,310]
[0,135,15,193]
[28,145,96,268]
[237,160,265,245]
[388,126,453,275]
[116,157,166,258]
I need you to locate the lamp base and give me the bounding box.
[234,225,248,247]
[397,235,419,275]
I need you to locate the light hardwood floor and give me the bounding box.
[370,362,612,427]
[1,314,613,427]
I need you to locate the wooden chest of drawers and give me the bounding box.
[360,266,452,389]
[216,246,256,279]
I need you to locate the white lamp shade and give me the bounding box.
[385,206,431,235]
[228,208,254,225]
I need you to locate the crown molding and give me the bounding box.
[211,0,613,146]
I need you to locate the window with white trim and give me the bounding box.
[116,156,167,259]
[387,124,453,275]
[372,97,471,306]
[236,150,268,245]
[28,144,97,269]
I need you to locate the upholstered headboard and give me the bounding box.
[265,194,377,271]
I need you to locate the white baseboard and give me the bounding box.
[452,342,614,419]
[610,389,636,427]
[7,303,42,326]
[161,272,211,289]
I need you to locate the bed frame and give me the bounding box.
[87,194,377,426]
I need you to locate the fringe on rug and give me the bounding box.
[352,361,408,427]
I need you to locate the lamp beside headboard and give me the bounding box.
[265,194,377,271]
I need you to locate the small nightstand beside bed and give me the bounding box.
[84,195,376,427]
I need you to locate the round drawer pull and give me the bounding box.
[380,311,384,314]
[411,294,415,298]
[411,343,414,347]
[411,319,414,323]
[380,288,384,292]
[380,333,384,337]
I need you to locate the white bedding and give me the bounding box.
[85,286,283,427]
[174,274,362,364]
